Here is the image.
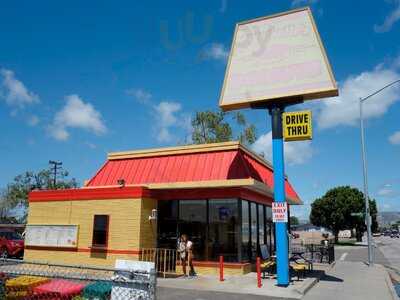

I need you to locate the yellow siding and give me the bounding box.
[139,198,157,249]
[25,197,156,267]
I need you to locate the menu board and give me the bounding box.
[25,225,78,248]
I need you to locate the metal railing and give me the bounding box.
[0,258,157,299]
[140,248,177,278]
[291,242,335,264]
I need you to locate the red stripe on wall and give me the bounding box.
[25,246,141,255]
[28,186,150,202]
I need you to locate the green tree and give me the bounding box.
[290,216,300,226]
[191,110,256,145]
[1,169,78,223]
[309,186,378,242]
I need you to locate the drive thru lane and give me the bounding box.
[376,236,400,272]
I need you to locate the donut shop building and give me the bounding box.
[25,141,301,275]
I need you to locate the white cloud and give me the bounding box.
[316,61,400,129]
[202,43,229,61]
[49,94,107,141]
[389,131,400,144]
[374,0,400,33]
[0,68,39,108]
[126,88,152,104]
[153,101,184,142]
[377,183,398,198]
[252,131,313,166]
[27,115,39,126]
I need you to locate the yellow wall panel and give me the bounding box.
[25,197,156,267]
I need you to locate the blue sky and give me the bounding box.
[0,0,399,219]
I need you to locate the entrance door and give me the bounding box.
[178,200,207,261]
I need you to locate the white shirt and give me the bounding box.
[186,240,193,250]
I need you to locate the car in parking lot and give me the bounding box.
[383,230,392,236]
[390,230,400,238]
[0,230,24,258]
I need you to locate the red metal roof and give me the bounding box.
[86,143,300,203]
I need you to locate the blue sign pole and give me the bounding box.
[270,105,289,286]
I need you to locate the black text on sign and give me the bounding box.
[282,110,313,142]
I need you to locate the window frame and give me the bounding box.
[91,215,110,248]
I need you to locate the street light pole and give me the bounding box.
[359,98,373,266]
[359,79,400,267]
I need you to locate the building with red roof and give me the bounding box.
[25,141,301,275]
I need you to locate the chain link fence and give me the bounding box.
[0,258,156,300]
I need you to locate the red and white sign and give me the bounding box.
[272,202,288,223]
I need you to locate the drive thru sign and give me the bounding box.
[272,202,288,223]
[283,110,312,141]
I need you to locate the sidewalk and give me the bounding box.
[303,261,396,300]
[158,264,331,300]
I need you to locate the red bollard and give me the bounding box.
[219,255,224,282]
[256,257,262,288]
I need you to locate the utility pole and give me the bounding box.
[359,78,400,266]
[49,160,62,188]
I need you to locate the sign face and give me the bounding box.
[219,7,338,111]
[283,110,312,141]
[25,224,79,248]
[272,202,288,223]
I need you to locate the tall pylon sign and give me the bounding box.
[219,7,338,286]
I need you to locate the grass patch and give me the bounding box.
[335,239,357,246]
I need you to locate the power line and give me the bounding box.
[49,160,62,188]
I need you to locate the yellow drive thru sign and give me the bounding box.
[283,110,312,141]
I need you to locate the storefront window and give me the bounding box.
[250,202,257,260]
[265,206,275,254]
[178,200,207,260]
[258,205,265,252]
[265,222,271,255]
[208,199,239,262]
[157,201,178,249]
[157,198,271,263]
[266,206,272,220]
[241,200,250,261]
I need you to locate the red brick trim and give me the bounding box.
[29,186,150,202]
[25,246,141,255]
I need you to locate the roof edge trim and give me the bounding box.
[108,141,240,160]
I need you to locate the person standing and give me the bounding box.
[178,234,188,277]
[186,236,196,277]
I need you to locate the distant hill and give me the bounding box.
[377,211,400,227]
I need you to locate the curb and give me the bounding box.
[384,269,400,300]
[295,261,336,296]
[294,277,318,295]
